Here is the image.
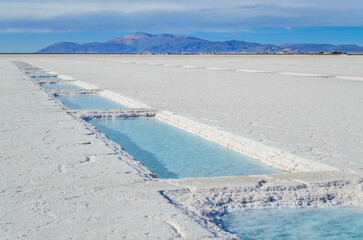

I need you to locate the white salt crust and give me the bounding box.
[8,59,363,239]
[17,61,341,173]
[155,111,339,173]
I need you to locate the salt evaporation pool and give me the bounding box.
[88,117,278,179]
[221,207,363,240]
[55,94,127,109]
[26,72,48,75]
[40,82,83,90]
[31,76,61,81]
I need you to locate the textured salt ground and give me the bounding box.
[1,56,363,239]
[144,55,363,78]
[0,60,218,239]
[163,171,363,235]
[12,54,363,174]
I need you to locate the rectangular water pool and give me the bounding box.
[40,82,83,90]
[31,76,61,81]
[26,72,47,75]
[88,117,279,178]
[221,207,363,240]
[55,94,127,109]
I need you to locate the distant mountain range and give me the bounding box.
[38,32,363,53]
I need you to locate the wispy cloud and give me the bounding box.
[0,1,200,20]
[0,28,72,33]
[1,0,363,33]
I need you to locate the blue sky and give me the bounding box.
[1,0,363,52]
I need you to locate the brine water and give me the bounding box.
[55,94,127,109]
[88,117,279,179]
[40,83,83,90]
[221,207,363,240]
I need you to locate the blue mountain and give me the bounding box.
[37,32,363,53]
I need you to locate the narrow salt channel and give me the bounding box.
[55,94,127,109]
[221,207,363,240]
[88,117,279,179]
[40,82,83,90]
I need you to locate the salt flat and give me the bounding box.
[13,54,363,173]
[0,59,217,239]
[1,54,362,239]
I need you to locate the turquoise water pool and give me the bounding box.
[221,207,363,240]
[40,83,83,90]
[88,117,278,178]
[55,94,127,109]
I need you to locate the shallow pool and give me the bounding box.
[88,117,278,178]
[26,72,47,75]
[31,76,61,81]
[221,207,363,240]
[55,94,127,109]
[41,83,83,90]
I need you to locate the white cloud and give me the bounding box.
[1,0,362,33]
[0,1,197,20]
[2,0,362,20]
